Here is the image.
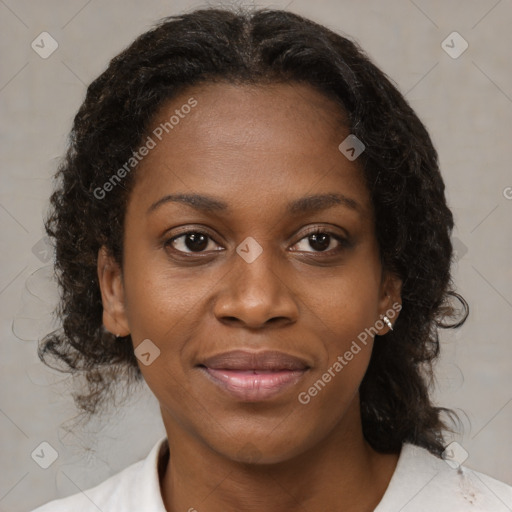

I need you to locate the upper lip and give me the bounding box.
[199,350,310,371]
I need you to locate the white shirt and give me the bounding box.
[30,436,512,511]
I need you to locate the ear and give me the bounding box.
[97,246,130,337]
[376,270,402,335]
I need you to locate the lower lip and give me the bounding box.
[200,367,307,401]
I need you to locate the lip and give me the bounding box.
[197,350,310,402]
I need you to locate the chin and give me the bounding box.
[209,432,309,466]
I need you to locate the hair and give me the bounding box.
[40,6,468,457]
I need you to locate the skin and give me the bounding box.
[98,82,403,512]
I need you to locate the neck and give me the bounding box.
[159,399,399,512]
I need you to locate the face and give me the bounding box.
[98,82,401,464]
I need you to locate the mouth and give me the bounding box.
[197,350,310,402]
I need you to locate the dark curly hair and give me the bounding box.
[40,6,468,457]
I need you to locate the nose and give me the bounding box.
[213,243,299,329]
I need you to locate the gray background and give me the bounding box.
[1,0,511,510]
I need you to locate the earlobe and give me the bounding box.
[97,246,130,337]
[378,272,402,335]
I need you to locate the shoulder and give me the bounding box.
[376,442,512,512]
[29,436,168,512]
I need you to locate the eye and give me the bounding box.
[165,230,223,254]
[291,229,348,254]
[164,227,349,257]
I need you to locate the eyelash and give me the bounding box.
[164,227,350,257]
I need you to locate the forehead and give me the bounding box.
[129,81,371,219]
[147,81,348,151]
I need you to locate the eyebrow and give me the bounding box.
[147,192,362,216]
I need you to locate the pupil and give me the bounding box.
[186,233,208,251]
[310,233,330,251]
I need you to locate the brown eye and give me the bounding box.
[292,230,347,253]
[166,231,221,253]
[308,233,331,251]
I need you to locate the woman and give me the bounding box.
[31,6,512,512]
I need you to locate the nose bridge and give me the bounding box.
[236,237,279,294]
[213,236,298,327]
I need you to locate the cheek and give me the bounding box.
[295,266,381,397]
[326,293,380,356]
[304,265,382,346]
[295,289,376,428]
[120,250,206,388]
[299,302,377,394]
[122,248,207,340]
[121,262,204,418]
